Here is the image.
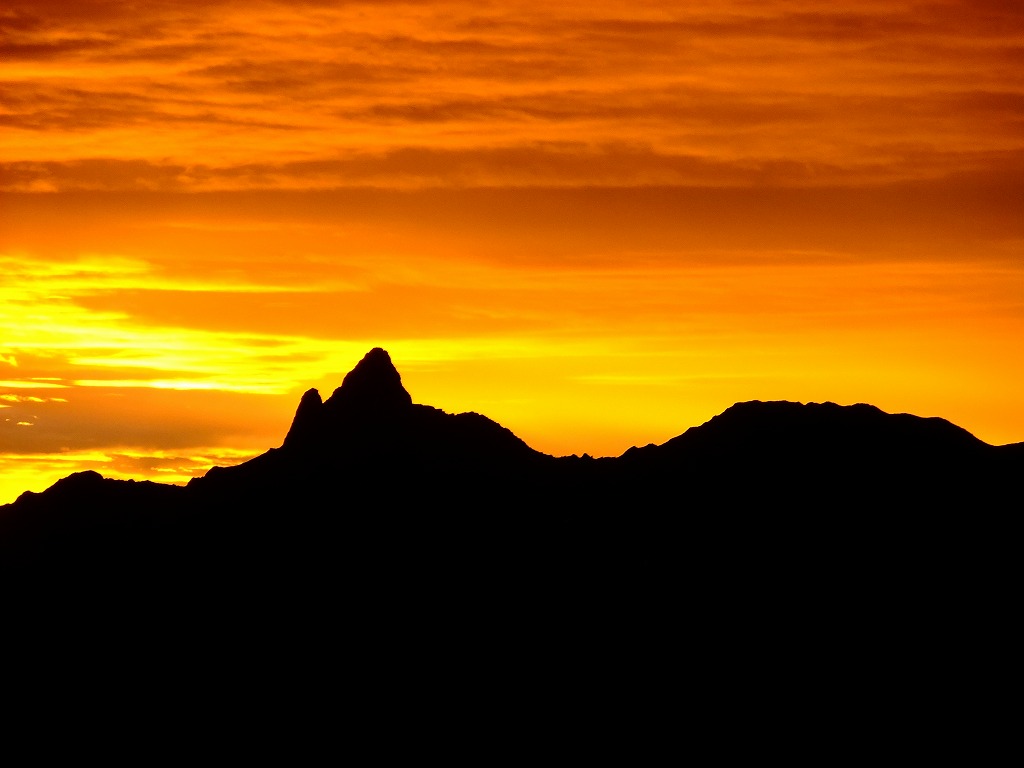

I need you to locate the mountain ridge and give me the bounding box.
[2,342,1019,702]
[1,347,1020,580]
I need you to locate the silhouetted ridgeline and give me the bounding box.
[4,345,1019,732]
[1,348,1019,591]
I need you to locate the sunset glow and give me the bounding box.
[2,0,1023,503]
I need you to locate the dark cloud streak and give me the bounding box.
[6,142,1024,192]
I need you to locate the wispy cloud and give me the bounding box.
[3,0,1020,190]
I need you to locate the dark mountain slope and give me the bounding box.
[1,347,1019,584]
[615,399,1008,506]
[2,347,1018,720]
[661,399,988,459]
[191,348,548,507]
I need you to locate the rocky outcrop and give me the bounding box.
[283,388,324,448]
[324,347,413,415]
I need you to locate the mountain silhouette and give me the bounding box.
[4,346,1018,719]
[278,347,538,462]
[1,347,1019,601]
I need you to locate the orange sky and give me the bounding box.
[2,0,1023,503]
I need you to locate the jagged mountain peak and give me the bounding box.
[3,349,1021,589]
[325,347,412,413]
[282,349,413,448]
[282,387,324,447]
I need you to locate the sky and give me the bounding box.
[1,0,1022,503]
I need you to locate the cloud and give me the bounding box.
[0,83,299,133]
[0,253,377,406]
[0,383,291,454]
[6,141,1024,193]
[3,0,1019,196]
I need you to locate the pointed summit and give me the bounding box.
[278,349,413,452]
[325,348,413,413]
[283,387,324,447]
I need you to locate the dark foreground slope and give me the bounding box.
[1,347,1019,593]
[3,348,1018,732]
